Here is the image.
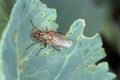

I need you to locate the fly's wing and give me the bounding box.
[51,33,72,48]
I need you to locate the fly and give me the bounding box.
[26,20,72,56]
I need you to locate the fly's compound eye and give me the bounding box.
[33,30,41,39]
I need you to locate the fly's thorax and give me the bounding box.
[40,32,52,40]
[47,31,55,36]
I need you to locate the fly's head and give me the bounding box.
[33,29,41,39]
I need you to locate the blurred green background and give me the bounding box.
[0,0,120,79]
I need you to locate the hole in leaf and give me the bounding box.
[49,50,55,55]
[42,52,47,56]
[48,17,54,23]
[39,12,44,17]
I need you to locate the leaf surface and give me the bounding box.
[0,0,116,80]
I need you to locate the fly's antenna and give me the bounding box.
[30,19,39,30]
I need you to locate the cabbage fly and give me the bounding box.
[26,20,72,56]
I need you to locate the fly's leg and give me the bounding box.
[26,41,40,50]
[30,19,39,30]
[52,46,65,55]
[24,41,40,56]
[35,43,47,56]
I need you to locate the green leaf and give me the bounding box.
[0,0,116,80]
[0,0,15,39]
